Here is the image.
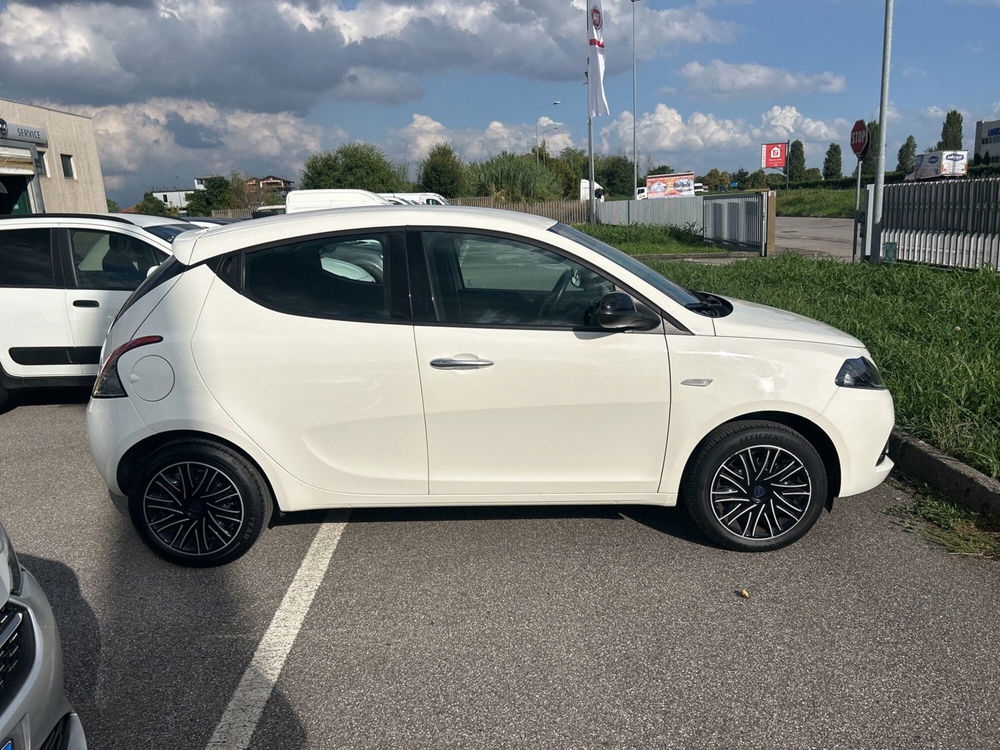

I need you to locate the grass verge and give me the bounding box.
[887,477,1000,559]
[573,223,715,255]
[644,254,1000,480]
[776,189,856,218]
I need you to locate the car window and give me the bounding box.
[421,231,614,328]
[0,228,54,287]
[243,233,391,320]
[70,229,167,290]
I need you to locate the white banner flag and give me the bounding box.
[587,1,609,117]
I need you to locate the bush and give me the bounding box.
[466,152,561,202]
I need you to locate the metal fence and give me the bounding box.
[450,198,588,224]
[596,196,703,228]
[597,192,769,254]
[876,178,1000,270]
[702,193,768,254]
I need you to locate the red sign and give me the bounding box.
[761,142,787,169]
[850,119,870,157]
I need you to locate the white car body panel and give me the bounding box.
[87,205,894,525]
[191,276,428,494]
[415,326,670,494]
[1,288,80,379]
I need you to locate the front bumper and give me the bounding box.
[1,570,87,750]
[824,386,895,498]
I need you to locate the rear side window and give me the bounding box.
[243,233,392,321]
[0,228,54,287]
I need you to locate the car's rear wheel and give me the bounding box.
[683,421,827,552]
[128,439,271,566]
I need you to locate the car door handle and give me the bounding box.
[430,357,494,370]
[73,299,100,308]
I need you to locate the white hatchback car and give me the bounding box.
[86,207,894,566]
[0,213,175,409]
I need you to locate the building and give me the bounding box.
[0,98,107,215]
[245,175,294,194]
[974,119,1000,164]
[150,178,208,212]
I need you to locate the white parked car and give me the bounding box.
[107,213,203,242]
[284,189,389,214]
[0,213,176,409]
[385,192,450,206]
[86,206,894,566]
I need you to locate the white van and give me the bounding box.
[284,189,390,214]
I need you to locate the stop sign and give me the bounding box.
[850,120,869,157]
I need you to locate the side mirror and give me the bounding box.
[593,292,660,331]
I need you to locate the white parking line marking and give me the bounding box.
[206,514,349,750]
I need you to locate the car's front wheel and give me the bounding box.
[128,439,272,566]
[683,421,828,552]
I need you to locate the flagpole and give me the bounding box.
[586,5,595,224]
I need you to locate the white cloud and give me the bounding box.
[680,60,846,98]
[391,113,574,163]
[57,98,339,197]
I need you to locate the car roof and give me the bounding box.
[109,213,192,227]
[172,205,558,266]
[0,212,133,225]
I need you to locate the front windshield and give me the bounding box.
[144,223,201,241]
[549,223,701,307]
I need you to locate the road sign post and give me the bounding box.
[850,119,870,263]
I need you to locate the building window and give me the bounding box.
[60,154,75,179]
[36,150,48,177]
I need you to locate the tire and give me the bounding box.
[128,439,272,567]
[682,421,828,552]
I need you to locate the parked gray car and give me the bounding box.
[0,522,86,749]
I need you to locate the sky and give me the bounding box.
[0,0,997,205]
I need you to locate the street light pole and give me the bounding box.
[632,0,640,209]
[871,0,894,264]
[534,100,561,161]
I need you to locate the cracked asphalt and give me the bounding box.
[2,390,998,749]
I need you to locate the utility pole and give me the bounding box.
[871,0,894,264]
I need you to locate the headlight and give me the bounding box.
[835,357,886,390]
[0,522,23,597]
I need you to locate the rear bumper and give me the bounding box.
[86,396,155,497]
[1,570,87,750]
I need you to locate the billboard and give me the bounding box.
[645,172,696,199]
[761,142,787,169]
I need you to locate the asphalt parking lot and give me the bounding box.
[2,393,1000,749]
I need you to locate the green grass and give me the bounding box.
[573,223,715,255]
[644,255,1000,479]
[887,478,1000,559]
[776,189,856,218]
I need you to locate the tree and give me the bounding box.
[418,143,464,198]
[804,167,823,181]
[106,198,120,212]
[134,192,172,216]
[646,164,673,176]
[746,169,768,189]
[896,135,917,174]
[861,121,880,176]
[698,168,730,192]
[300,143,407,192]
[595,154,634,198]
[936,110,963,151]
[787,140,806,182]
[185,175,231,215]
[822,143,842,180]
[465,152,561,201]
[551,147,588,199]
[731,168,750,189]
